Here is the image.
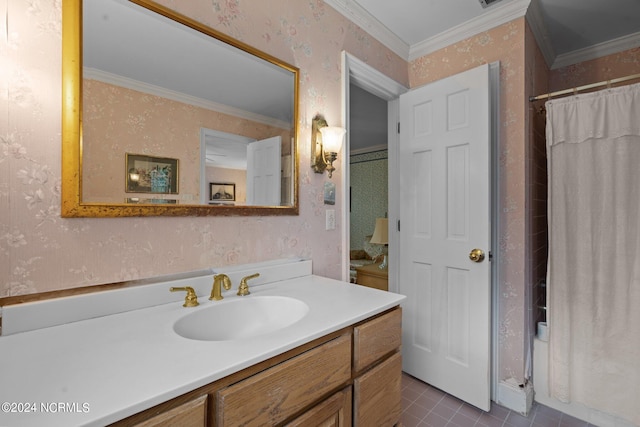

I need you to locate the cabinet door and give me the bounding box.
[217,334,351,426]
[353,352,402,427]
[353,308,402,374]
[133,395,207,427]
[285,386,352,427]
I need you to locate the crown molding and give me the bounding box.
[551,31,640,70]
[344,53,408,100]
[409,0,530,61]
[324,0,409,59]
[325,0,639,69]
[327,0,529,62]
[83,67,291,129]
[525,0,555,68]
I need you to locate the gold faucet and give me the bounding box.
[209,274,232,301]
[237,273,260,296]
[170,286,199,307]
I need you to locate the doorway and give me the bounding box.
[348,84,389,283]
[341,52,501,407]
[340,52,407,289]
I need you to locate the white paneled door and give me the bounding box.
[246,136,281,206]
[399,63,492,411]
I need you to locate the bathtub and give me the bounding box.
[533,336,636,427]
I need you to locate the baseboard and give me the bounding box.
[496,378,534,416]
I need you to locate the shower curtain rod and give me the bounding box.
[529,72,640,102]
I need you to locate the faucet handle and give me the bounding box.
[237,273,260,296]
[170,286,199,307]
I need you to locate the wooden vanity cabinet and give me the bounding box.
[216,334,352,426]
[285,386,352,427]
[133,395,208,427]
[354,353,402,427]
[353,308,403,427]
[113,307,401,427]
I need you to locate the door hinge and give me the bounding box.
[397,220,401,231]
[397,122,400,134]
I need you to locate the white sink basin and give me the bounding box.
[173,296,309,341]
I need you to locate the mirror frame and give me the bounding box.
[62,0,299,217]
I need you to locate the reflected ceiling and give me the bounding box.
[83,0,293,126]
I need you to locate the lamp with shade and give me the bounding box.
[369,217,389,270]
[311,114,346,178]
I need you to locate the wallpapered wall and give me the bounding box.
[549,47,640,91]
[1,0,407,296]
[83,79,291,203]
[349,150,388,251]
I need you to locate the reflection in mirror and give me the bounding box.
[201,129,255,205]
[200,129,293,206]
[61,0,298,217]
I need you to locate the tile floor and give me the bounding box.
[400,373,596,427]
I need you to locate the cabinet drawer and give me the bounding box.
[134,395,207,427]
[353,308,401,373]
[353,352,402,427]
[217,334,352,426]
[284,386,352,427]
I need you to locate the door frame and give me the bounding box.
[199,128,256,205]
[340,53,502,402]
[340,51,407,289]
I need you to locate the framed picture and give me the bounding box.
[126,153,179,194]
[210,182,236,202]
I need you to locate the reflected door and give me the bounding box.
[247,136,282,205]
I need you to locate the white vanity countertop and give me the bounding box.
[0,275,405,427]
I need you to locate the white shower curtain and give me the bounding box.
[546,83,640,425]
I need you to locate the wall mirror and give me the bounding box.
[62,0,299,217]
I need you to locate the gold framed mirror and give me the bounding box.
[62,0,299,217]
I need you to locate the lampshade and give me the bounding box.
[370,218,389,245]
[319,126,346,153]
[128,168,140,182]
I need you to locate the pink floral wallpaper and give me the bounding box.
[1,0,407,297]
[549,47,640,91]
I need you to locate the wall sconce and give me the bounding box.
[311,114,346,178]
[128,168,140,182]
[128,168,140,191]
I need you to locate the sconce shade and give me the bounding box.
[311,115,345,178]
[319,126,346,153]
[370,218,389,245]
[128,168,140,182]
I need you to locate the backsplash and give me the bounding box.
[1,258,311,335]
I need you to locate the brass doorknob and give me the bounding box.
[469,249,485,263]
